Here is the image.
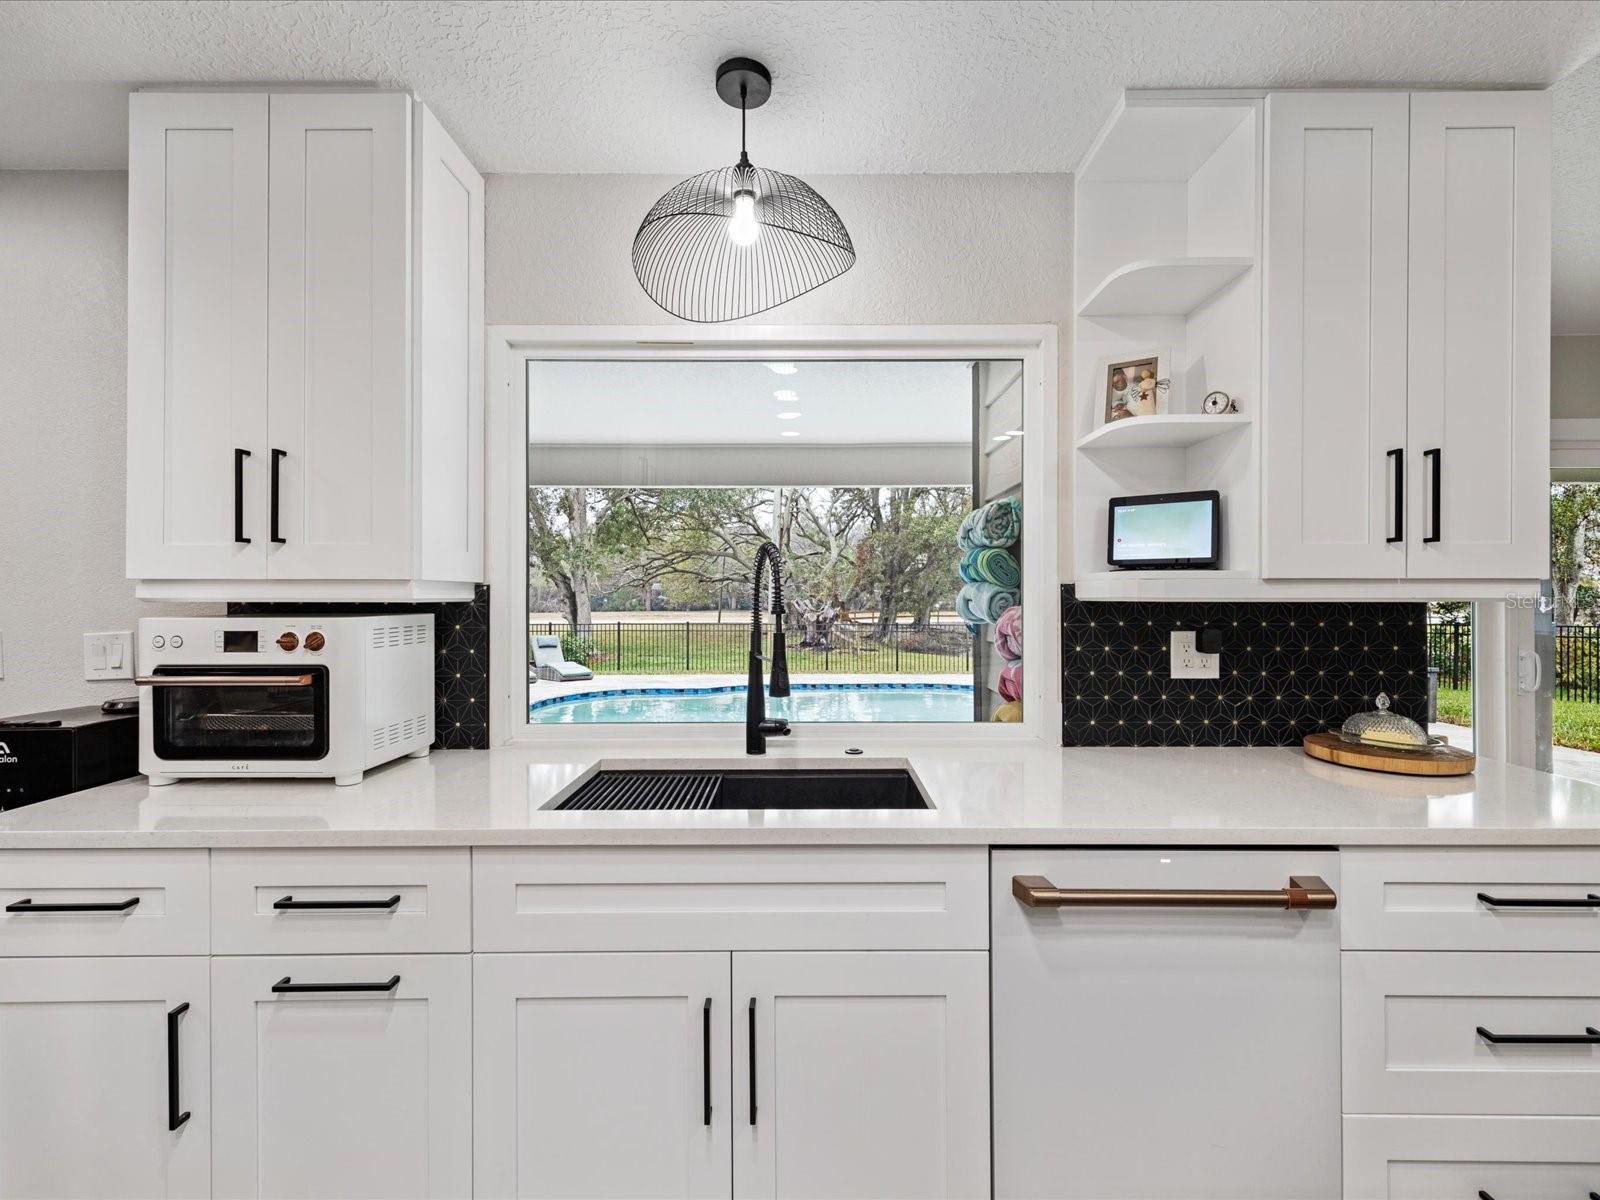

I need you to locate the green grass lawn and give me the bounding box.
[1435,685,1600,753]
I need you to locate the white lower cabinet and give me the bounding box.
[735,951,990,1200]
[473,953,732,1200]
[210,954,471,1199]
[1343,1115,1600,1199]
[0,956,210,1200]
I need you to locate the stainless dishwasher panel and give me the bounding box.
[992,848,1342,1200]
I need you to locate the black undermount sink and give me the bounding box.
[554,768,928,812]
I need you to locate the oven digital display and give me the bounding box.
[222,630,259,653]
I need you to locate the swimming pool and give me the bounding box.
[528,682,975,724]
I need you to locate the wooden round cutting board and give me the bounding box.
[1302,732,1475,776]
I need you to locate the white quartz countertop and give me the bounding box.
[3,739,1600,848]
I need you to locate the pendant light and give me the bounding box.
[633,58,856,323]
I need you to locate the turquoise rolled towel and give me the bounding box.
[962,546,1019,588]
[957,581,1018,625]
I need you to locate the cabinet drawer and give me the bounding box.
[1342,848,1600,951]
[472,847,988,952]
[1343,951,1600,1116]
[0,850,208,956]
[211,849,470,954]
[1343,1115,1600,1199]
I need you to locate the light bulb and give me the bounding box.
[728,190,760,246]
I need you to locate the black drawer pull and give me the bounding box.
[273,894,401,911]
[702,997,713,1127]
[271,975,401,994]
[748,997,758,1127]
[6,896,140,913]
[1477,891,1600,909]
[1477,1025,1600,1045]
[167,1002,191,1131]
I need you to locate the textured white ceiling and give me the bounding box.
[4,0,1600,175]
[4,0,1600,328]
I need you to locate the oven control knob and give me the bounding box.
[276,632,299,652]
[304,631,325,652]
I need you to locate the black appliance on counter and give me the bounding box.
[0,706,139,810]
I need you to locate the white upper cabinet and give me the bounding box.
[1405,91,1551,580]
[1262,89,1550,583]
[127,90,484,602]
[1262,92,1410,580]
[126,92,269,583]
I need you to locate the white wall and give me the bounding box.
[0,171,207,716]
[1553,335,1600,418]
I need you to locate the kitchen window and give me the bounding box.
[487,328,1058,744]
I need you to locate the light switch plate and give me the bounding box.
[1170,630,1220,680]
[83,631,134,681]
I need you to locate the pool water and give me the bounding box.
[529,683,975,724]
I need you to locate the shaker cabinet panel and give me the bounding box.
[265,92,413,581]
[0,956,210,1200]
[1404,90,1551,580]
[126,91,269,581]
[1263,91,1410,580]
[211,954,471,1200]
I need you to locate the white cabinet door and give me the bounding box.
[734,951,989,1200]
[211,954,470,1199]
[266,92,412,581]
[473,953,731,1200]
[1405,91,1551,579]
[0,956,209,1200]
[1264,92,1410,579]
[127,91,268,581]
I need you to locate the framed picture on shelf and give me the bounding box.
[1098,352,1169,424]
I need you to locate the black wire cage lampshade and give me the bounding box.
[633,58,856,323]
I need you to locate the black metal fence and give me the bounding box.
[1428,619,1600,703]
[529,621,973,676]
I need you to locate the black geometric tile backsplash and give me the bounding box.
[1061,586,1428,747]
[229,584,490,749]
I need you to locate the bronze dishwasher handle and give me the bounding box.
[135,674,315,687]
[1012,874,1337,910]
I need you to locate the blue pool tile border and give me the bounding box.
[529,680,975,714]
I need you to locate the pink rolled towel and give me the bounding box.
[994,605,1023,661]
[997,661,1022,702]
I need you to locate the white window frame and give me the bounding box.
[487,324,1061,747]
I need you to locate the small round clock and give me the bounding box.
[1202,390,1237,415]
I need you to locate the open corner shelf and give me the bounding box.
[1076,257,1252,320]
[1076,413,1250,451]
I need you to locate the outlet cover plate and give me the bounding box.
[1170,630,1220,680]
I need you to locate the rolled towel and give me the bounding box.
[992,700,1024,723]
[962,546,1019,588]
[957,581,1017,625]
[968,497,1021,548]
[997,661,1022,703]
[994,605,1023,660]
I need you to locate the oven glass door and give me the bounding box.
[150,665,330,760]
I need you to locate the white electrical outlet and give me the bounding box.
[83,631,135,681]
[1170,630,1220,680]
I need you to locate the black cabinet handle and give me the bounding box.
[234,448,252,544]
[271,975,400,994]
[1477,1025,1600,1045]
[270,448,287,544]
[1477,891,1600,909]
[702,998,713,1127]
[1386,447,1405,543]
[273,894,401,911]
[1423,447,1441,543]
[748,997,758,1127]
[167,1002,191,1131]
[6,896,139,913]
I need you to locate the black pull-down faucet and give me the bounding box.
[747,541,791,754]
